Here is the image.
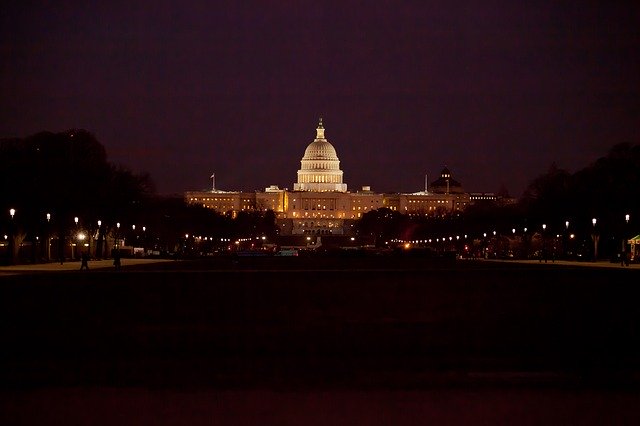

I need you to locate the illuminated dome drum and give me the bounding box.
[293,119,347,192]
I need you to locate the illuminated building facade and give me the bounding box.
[293,118,347,192]
[185,119,475,235]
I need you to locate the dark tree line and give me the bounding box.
[358,143,640,258]
[0,129,278,262]
[0,130,156,262]
[0,129,154,227]
[520,143,640,234]
[3,129,636,262]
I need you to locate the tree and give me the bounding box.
[518,143,640,259]
[0,129,154,263]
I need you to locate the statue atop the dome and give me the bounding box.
[316,117,325,139]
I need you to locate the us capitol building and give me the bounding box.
[185,119,504,235]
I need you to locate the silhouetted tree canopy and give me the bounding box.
[354,143,640,247]
[234,210,278,239]
[0,129,154,232]
[520,143,640,232]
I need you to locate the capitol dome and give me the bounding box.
[293,119,347,192]
[303,139,338,160]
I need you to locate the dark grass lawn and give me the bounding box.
[1,257,639,424]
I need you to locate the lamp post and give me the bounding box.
[96,220,102,259]
[142,226,146,255]
[482,232,487,258]
[564,221,570,259]
[622,214,630,266]
[46,213,51,261]
[541,224,547,262]
[591,218,599,262]
[8,209,16,264]
[72,217,79,260]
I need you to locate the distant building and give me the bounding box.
[292,118,347,192]
[185,119,505,235]
[430,166,464,194]
[469,192,516,205]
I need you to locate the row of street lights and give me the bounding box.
[400,214,632,261]
[5,208,151,262]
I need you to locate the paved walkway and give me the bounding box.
[2,257,638,275]
[0,258,174,274]
[478,258,640,270]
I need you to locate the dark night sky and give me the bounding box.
[1,1,638,197]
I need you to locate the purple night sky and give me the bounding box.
[1,1,638,196]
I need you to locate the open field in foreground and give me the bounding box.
[1,257,639,424]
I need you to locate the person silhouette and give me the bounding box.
[113,248,121,270]
[80,252,89,270]
[621,249,629,267]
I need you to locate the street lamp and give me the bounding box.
[591,218,599,261]
[96,220,102,259]
[564,221,570,259]
[540,224,547,262]
[8,209,16,264]
[141,226,147,253]
[623,214,631,265]
[77,232,88,261]
[45,213,52,261]
[70,217,79,260]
